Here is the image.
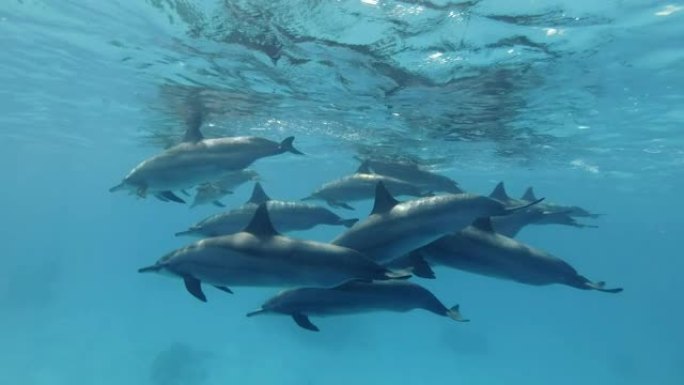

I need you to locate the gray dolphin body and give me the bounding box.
[177,183,358,237]
[302,172,428,210]
[246,280,468,332]
[357,157,463,194]
[140,203,406,302]
[110,126,302,201]
[331,182,542,264]
[492,209,597,238]
[415,218,622,293]
[488,182,597,236]
[191,169,260,208]
[519,186,601,218]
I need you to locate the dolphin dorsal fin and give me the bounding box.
[521,187,537,201]
[242,203,278,237]
[356,161,372,174]
[182,110,204,143]
[370,182,400,215]
[247,182,271,204]
[489,182,511,202]
[471,217,495,232]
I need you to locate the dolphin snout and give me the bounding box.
[246,308,267,317]
[138,264,162,273]
[109,182,125,193]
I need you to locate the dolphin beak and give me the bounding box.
[138,265,161,273]
[109,182,125,193]
[246,308,266,317]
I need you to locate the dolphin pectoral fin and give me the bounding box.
[137,185,148,198]
[213,285,233,294]
[159,191,186,204]
[339,218,359,228]
[180,189,191,197]
[280,136,304,155]
[292,313,319,332]
[586,281,623,294]
[406,252,436,279]
[183,276,207,302]
[212,200,226,208]
[154,193,169,202]
[446,305,470,322]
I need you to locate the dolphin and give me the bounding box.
[412,217,622,293]
[109,118,303,202]
[331,182,543,264]
[488,182,598,236]
[355,156,463,194]
[246,280,468,332]
[492,209,598,238]
[520,186,602,218]
[139,203,408,302]
[191,169,260,208]
[302,167,430,210]
[177,182,359,237]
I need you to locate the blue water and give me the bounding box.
[2,1,683,384]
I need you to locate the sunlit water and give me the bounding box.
[1,1,683,384]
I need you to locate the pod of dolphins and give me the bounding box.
[111,122,622,332]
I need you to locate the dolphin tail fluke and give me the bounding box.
[504,197,545,214]
[109,182,125,193]
[280,136,304,155]
[585,280,623,294]
[446,305,470,322]
[339,218,359,228]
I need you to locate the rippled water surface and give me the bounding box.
[1,1,683,384]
